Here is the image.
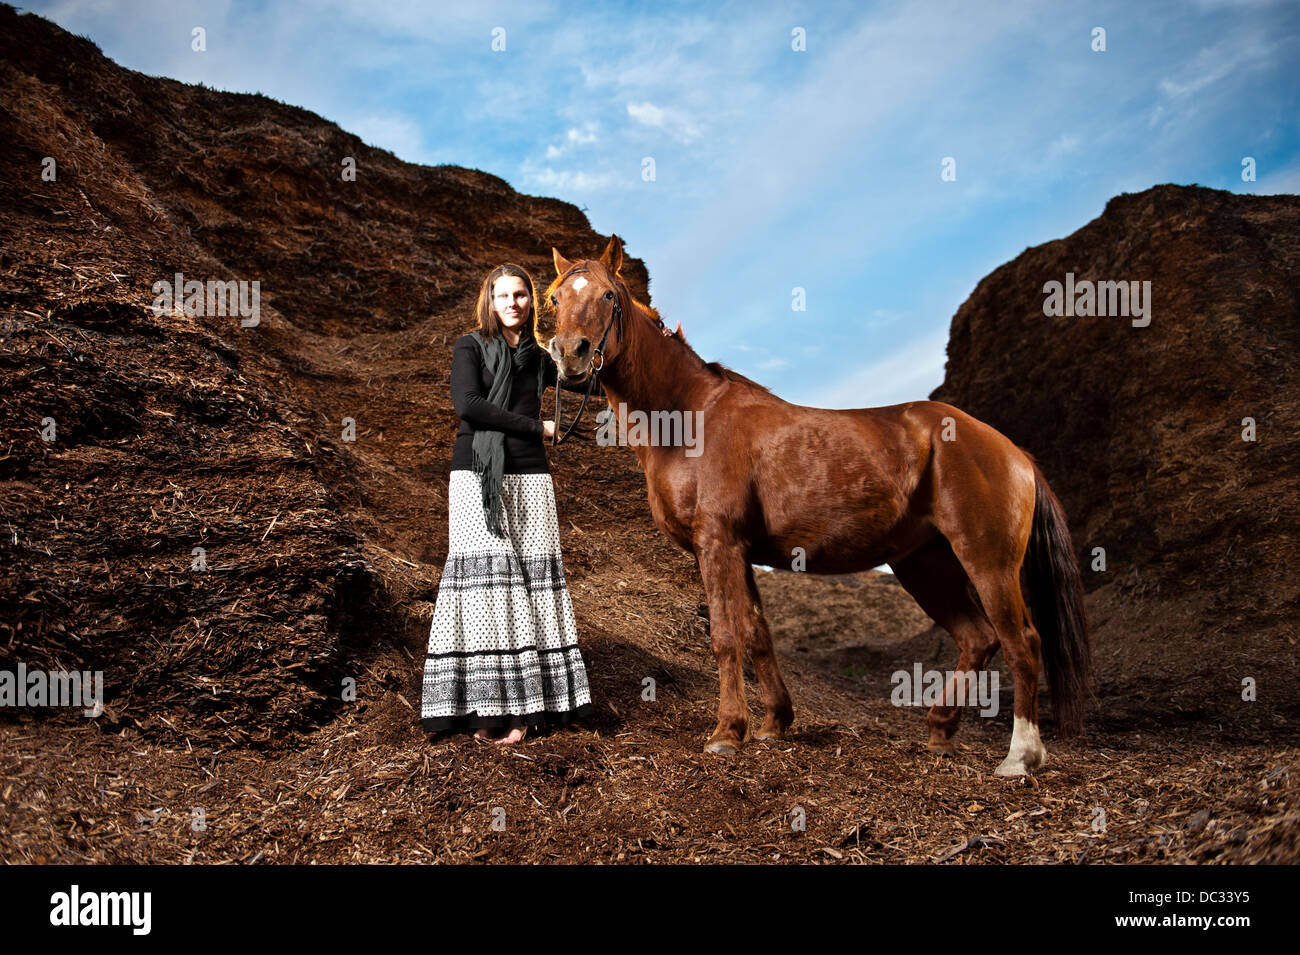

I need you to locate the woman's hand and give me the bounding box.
[542,420,556,439]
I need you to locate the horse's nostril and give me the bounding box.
[575,339,591,357]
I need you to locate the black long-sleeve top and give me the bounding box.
[448,333,589,473]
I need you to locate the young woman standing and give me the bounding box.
[420,264,593,745]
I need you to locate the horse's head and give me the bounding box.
[544,234,634,382]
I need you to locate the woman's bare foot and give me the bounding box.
[494,725,527,745]
[473,727,494,741]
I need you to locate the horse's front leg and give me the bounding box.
[695,531,751,754]
[740,564,794,740]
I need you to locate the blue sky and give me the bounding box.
[27,0,1300,407]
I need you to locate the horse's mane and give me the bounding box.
[631,297,669,335]
[543,258,773,395]
[704,361,774,393]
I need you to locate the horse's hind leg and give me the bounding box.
[891,536,1000,754]
[943,524,1046,775]
[967,570,1045,776]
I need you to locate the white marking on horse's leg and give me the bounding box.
[572,276,588,291]
[994,715,1047,776]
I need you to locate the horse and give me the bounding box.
[542,235,1092,775]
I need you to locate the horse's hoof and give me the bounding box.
[927,740,956,756]
[995,756,1046,776]
[704,740,740,755]
[997,718,1047,776]
[995,748,1046,776]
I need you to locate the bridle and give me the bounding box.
[549,267,624,445]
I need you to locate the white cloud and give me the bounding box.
[1158,30,1275,98]
[626,101,701,143]
[543,124,599,161]
[806,328,950,410]
[566,125,598,145]
[524,166,623,193]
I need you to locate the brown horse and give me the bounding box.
[543,236,1091,775]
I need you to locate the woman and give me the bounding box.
[420,263,594,745]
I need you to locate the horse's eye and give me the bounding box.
[550,294,557,306]
[603,290,614,301]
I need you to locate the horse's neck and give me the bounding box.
[602,319,708,414]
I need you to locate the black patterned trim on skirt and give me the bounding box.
[421,701,594,735]
[439,551,569,592]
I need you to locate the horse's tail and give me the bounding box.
[1024,465,1093,737]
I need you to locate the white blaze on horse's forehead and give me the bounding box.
[571,276,588,292]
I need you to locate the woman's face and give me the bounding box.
[492,275,530,332]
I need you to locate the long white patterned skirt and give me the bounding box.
[421,469,593,733]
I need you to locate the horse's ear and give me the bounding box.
[553,247,574,276]
[600,234,624,275]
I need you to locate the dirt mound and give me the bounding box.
[932,184,1300,731]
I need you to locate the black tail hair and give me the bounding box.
[1025,467,1093,736]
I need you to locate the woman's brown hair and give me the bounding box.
[475,264,540,342]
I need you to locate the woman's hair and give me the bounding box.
[475,263,539,342]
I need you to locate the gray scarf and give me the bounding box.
[469,329,547,537]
